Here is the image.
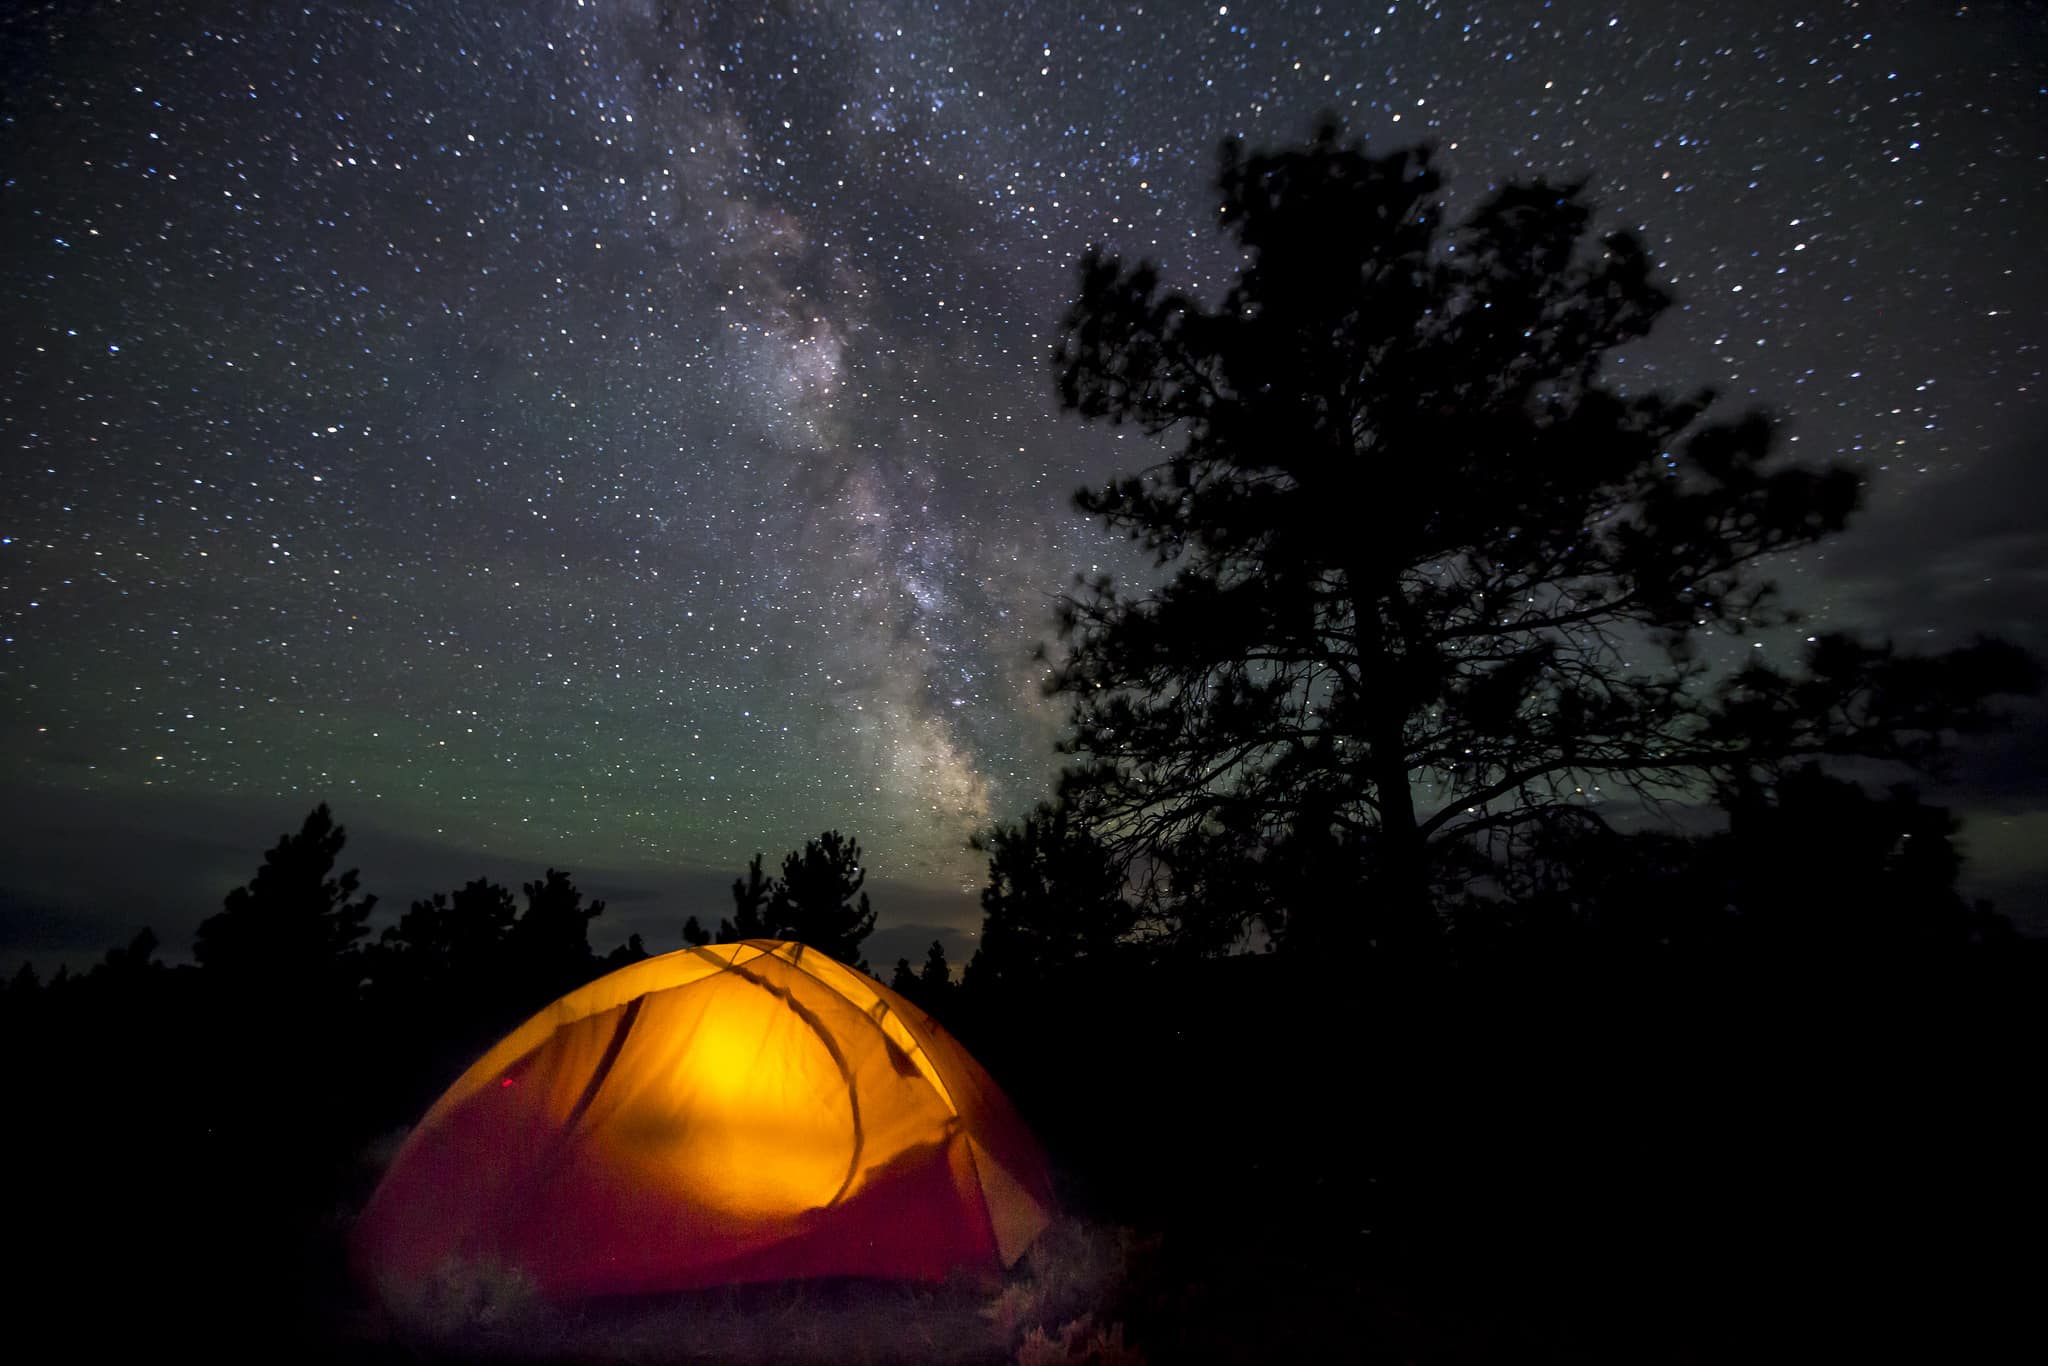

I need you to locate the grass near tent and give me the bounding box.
[347,1220,1144,1364]
[323,1218,1624,1364]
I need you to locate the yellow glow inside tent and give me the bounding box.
[358,941,1057,1298]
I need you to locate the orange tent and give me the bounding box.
[354,941,1055,1299]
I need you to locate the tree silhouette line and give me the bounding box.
[7,118,2039,1091]
[7,120,2041,1044]
[685,830,878,969]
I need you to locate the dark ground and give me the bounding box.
[9,947,2045,1362]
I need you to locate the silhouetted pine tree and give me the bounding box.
[1715,764,2008,950]
[374,876,518,996]
[1048,120,2037,951]
[94,926,163,983]
[720,852,776,940]
[768,831,876,968]
[919,939,952,991]
[504,868,605,1007]
[967,803,1137,991]
[605,932,650,967]
[194,803,374,1001]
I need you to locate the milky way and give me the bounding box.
[4,1,2045,953]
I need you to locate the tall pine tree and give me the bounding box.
[195,803,374,999]
[1049,123,2035,950]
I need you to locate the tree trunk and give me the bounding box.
[1367,703,1436,948]
[1355,565,1438,950]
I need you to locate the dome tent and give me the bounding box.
[355,941,1055,1300]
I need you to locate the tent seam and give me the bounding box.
[959,1131,1005,1265]
[720,952,868,1208]
[771,944,963,1119]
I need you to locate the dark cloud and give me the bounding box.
[1827,424,2048,650]
[1817,423,2048,838]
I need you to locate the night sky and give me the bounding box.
[4,0,2045,968]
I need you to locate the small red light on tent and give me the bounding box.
[501,1077,515,1088]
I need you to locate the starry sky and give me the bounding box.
[4,0,2046,968]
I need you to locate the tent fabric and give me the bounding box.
[354,940,1056,1299]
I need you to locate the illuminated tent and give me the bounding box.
[354,941,1055,1299]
